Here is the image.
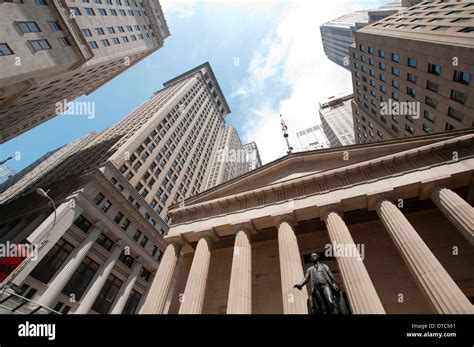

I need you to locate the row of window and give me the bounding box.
[69,6,144,17]
[87,33,148,48]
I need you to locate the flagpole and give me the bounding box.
[280,115,293,155]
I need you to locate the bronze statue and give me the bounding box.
[294,253,348,314]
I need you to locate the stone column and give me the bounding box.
[36,223,104,309]
[430,186,474,246]
[321,207,385,314]
[110,259,142,314]
[274,214,308,314]
[376,199,474,314]
[178,231,215,314]
[74,241,124,314]
[139,238,184,314]
[10,199,83,285]
[227,223,253,314]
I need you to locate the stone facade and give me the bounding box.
[141,130,474,314]
[0,0,169,143]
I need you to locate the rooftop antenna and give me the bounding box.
[280,115,293,155]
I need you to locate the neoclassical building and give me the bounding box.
[141,130,474,314]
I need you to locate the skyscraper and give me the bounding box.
[0,0,170,143]
[350,1,474,144]
[320,1,422,70]
[0,62,237,314]
[295,125,329,151]
[205,126,262,190]
[319,92,356,147]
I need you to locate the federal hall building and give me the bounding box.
[141,130,474,314]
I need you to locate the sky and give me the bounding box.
[1,0,388,173]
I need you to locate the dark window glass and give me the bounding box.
[31,239,74,283]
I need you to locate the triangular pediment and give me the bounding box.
[181,130,474,207]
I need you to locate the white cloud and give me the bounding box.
[237,0,380,164]
[160,0,197,18]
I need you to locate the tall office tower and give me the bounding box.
[320,10,369,70]
[0,166,16,184]
[205,126,262,190]
[319,92,356,147]
[0,62,231,314]
[350,1,474,145]
[295,125,329,151]
[241,141,262,172]
[320,1,422,70]
[0,0,170,143]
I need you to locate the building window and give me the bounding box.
[61,257,98,300]
[70,7,81,15]
[379,62,386,70]
[424,110,436,123]
[139,267,151,281]
[81,28,92,37]
[18,21,41,33]
[58,37,71,47]
[423,123,433,134]
[133,229,142,241]
[110,9,118,16]
[0,43,14,56]
[407,57,417,68]
[97,233,114,251]
[359,44,365,52]
[450,90,467,104]
[73,215,93,233]
[453,70,471,85]
[95,27,105,35]
[379,49,385,58]
[407,73,417,84]
[88,41,99,49]
[35,0,47,4]
[123,290,142,314]
[368,47,374,54]
[391,53,400,62]
[29,39,51,51]
[445,123,455,131]
[447,107,465,122]
[407,87,416,97]
[107,27,115,34]
[94,193,105,205]
[113,211,124,224]
[139,236,148,248]
[30,239,74,283]
[92,274,123,314]
[392,92,399,101]
[391,124,399,133]
[120,218,130,230]
[99,8,107,15]
[119,252,134,268]
[425,95,437,108]
[428,63,441,76]
[392,67,400,76]
[380,85,386,93]
[392,80,399,89]
[426,80,439,93]
[101,200,112,213]
[100,39,110,47]
[85,7,95,15]
[405,124,415,134]
[380,74,386,82]
[48,21,62,32]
